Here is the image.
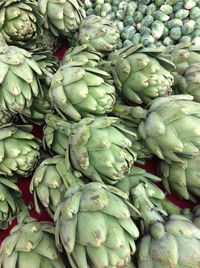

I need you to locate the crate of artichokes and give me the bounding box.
[1,0,200,268]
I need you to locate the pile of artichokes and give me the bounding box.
[1,1,200,268]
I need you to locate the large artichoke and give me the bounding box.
[0,217,65,268]
[38,0,85,36]
[158,154,200,201]
[0,42,42,114]
[0,124,40,177]
[72,15,120,53]
[30,155,84,217]
[50,63,116,121]
[167,43,200,102]
[139,94,200,163]
[0,0,43,50]
[44,114,137,184]
[0,177,21,230]
[108,44,174,104]
[55,182,140,268]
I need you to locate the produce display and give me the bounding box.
[1,1,200,268]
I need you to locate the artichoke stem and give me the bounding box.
[16,198,32,224]
[45,113,72,136]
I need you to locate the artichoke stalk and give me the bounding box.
[107,44,174,105]
[0,40,42,115]
[0,177,21,230]
[138,94,200,163]
[30,155,85,217]
[50,62,116,121]
[158,154,200,201]
[0,124,40,177]
[44,114,138,184]
[0,0,44,50]
[72,15,120,53]
[38,0,86,36]
[55,182,140,268]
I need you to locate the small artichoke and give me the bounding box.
[0,0,43,50]
[158,154,200,201]
[108,44,174,104]
[55,182,140,268]
[44,114,137,184]
[73,15,120,53]
[30,155,84,217]
[0,217,65,268]
[38,0,85,36]
[0,177,21,230]
[0,124,40,177]
[168,43,200,102]
[139,95,200,163]
[0,42,42,114]
[61,44,102,68]
[50,63,116,121]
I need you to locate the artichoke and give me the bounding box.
[50,63,116,121]
[137,215,200,268]
[129,181,200,268]
[44,114,137,184]
[0,217,65,268]
[30,155,84,217]
[55,182,140,268]
[61,44,102,68]
[167,43,200,102]
[38,0,85,36]
[0,0,43,50]
[72,15,120,53]
[158,154,200,201]
[0,177,21,230]
[0,124,40,177]
[116,166,165,205]
[21,86,54,125]
[108,44,174,104]
[0,42,42,114]
[138,95,200,163]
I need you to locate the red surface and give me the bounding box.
[0,42,199,245]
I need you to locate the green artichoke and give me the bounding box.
[108,44,174,104]
[0,42,42,114]
[0,177,21,229]
[137,215,200,268]
[0,217,65,268]
[167,43,200,102]
[44,114,137,184]
[50,63,116,121]
[61,44,102,68]
[0,109,13,126]
[129,181,200,268]
[38,0,85,36]
[116,166,165,205]
[55,182,140,268]
[139,95,200,163]
[21,85,54,125]
[0,0,43,50]
[30,155,84,217]
[73,15,120,53]
[0,124,40,177]
[158,154,200,201]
